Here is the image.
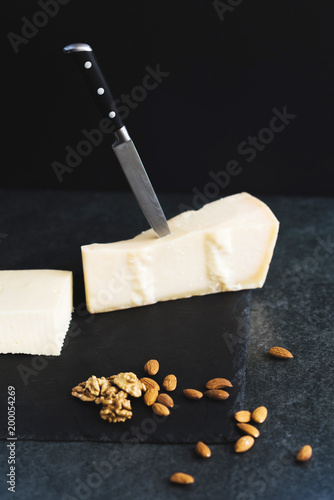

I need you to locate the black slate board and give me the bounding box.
[0,290,251,444]
[0,189,251,444]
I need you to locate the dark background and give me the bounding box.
[3,0,334,196]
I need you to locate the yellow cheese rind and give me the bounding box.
[0,270,73,355]
[82,193,279,313]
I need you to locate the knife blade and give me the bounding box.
[63,42,170,238]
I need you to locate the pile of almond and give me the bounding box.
[233,405,267,453]
[140,360,236,422]
[140,359,178,418]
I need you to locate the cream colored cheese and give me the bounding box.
[82,193,279,314]
[0,270,73,355]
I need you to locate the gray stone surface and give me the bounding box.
[1,193,334,499]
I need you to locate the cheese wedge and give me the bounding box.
[82,193,279,314]
[0,270,73,355]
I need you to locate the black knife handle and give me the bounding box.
[63,43,124,132]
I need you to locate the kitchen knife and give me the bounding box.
[63,42,170,238]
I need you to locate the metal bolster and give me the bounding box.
[113,126,131,146]
[63,43,93,54]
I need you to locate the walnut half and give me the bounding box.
[109,372,145,398]
[72,375,116,403]
[100,390,132,423]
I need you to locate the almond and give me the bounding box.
[140,377,160,392]
[237,423,260,438]
[204,389,229,400]
[157,393,174,408]
[195,441,212,458]
[296,445,312,462]
[252,406,268,424]
[234,410,252,423]
[268,346,294,359]
[235,435,255,453]
[205,377,233,390]
[183,389,203,400]
[152,402,170,417]
[170,472,195,485]
[163,374,177,391]
[143,388,158,406]
[144,359,159,375]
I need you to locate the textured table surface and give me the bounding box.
[0,190,333,500]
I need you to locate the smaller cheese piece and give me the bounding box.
[0,270,73,355]
[82,193,279,314]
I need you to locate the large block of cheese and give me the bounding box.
[0,270,73,355]
[82,193,279,314]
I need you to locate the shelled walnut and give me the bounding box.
[100,390,133,423]
[109,372,145,398]
[71,375,113,402]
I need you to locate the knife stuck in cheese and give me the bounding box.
[82,193,279,314]
[0,270,72,355]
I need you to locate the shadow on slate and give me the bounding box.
[0,290,251,444]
